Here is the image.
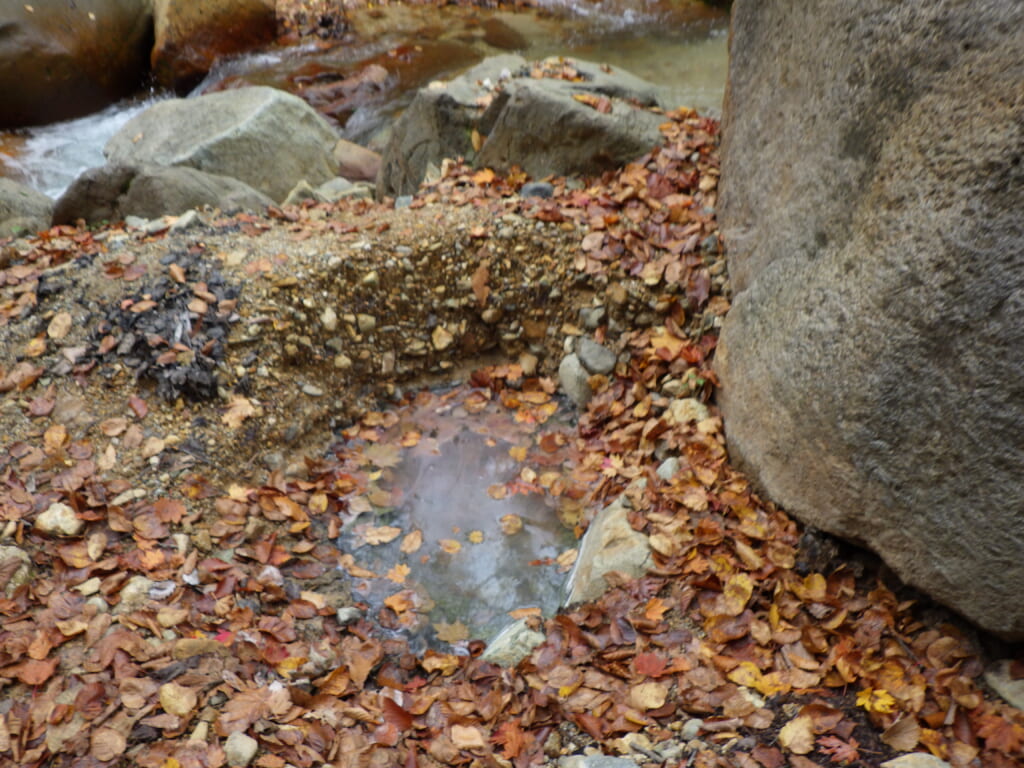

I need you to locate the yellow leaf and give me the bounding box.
[421,650,460,676]
[467,530,484,544]
[644,597,670,621]
[387,563,410,584]
[629,682,668,710]
[720,572,754,616]
[728,661,763,689]
[471,168,495,185]
[509,445,528,461]
[857,688,897,714]
[364,526,402,545]
[433,620,469,644]
[439,538,461,554]
[500,513,523,535]
[400,529,423,553]
[779,715,815,754]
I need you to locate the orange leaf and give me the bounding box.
[643,596,670,621]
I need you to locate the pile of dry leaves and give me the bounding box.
[0,106,1022,768]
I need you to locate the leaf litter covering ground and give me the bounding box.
[0,109,1021,768]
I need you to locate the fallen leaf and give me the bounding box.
[365,526,402,545]
[817,735,861,763]
[778,715,815,754]
[451,724,487,750]
[438,538,461,554]
[400,529,423,553]
[433,621,469,644]
[629,681,668,710]
[881,717,920,752]
[159,682,197,717]
[47,311,73,339]
[500,513,523,535]
[90,727,127,761]
[222,395,256,428]
[856,687,896,714]
[387,563,411,584]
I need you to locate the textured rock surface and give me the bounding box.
[377,55,665,197]
[53,164,273,225]
[0,178,53,237]
[0,546,32,598]
[563,494,652,607]
[105,87,340,202]
[480,618,545,668]
[34,502,84,537]
[716,0,1024,639]
[0,0,152,128]
[151,0,276,91]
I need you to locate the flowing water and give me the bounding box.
[0,1,728,200]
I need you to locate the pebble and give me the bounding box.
[224,731,258,767]
[481,619,545,667]
[579,306,606,330]
[577,338,616,375]
[356,313,376,334]
[394,195,414,209]
[984,660,1024,710]
[116,575,154,613]
[656,457,680,481]
[336,606,363,624]
[520,181,554,198]
[301,383,324,397]
[320,307,338,331]
[34,502,84,537]
[680,718,703,740]
[170,210,201,233]
[558,353,592,408]
[558,756,636,768]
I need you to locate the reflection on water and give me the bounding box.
[337,417,579,652]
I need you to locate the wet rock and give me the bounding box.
[106,87,340,203]
[53,164,273,225]
[34,502,84,537]
[152,0,277,91]
[316,177,353,203]
[579,305,606,330]
[520,181,554,199]
[0,1,152,129]
[0,179,53,238]
[481,619,545,668]
[656,457,680,482]
[378,55,665,196]
[577,337,616,375]
[717,0,1024,640]
[333,139,381,182]
[0,546,32,597]
[564,495,653,606]
[984,660,1024,710]
[224,731,258,767]
[665,397,709,426]
[558,353,592,408]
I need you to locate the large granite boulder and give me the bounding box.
[715,0,1024,639]
[377,55,666,197]
[52,164,273,225]
[104,87,340,202]
[151,0,277,91]
[0,0,153,129]
[0,179,53,238]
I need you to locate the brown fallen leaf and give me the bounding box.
[778,714,815,755]
[629,681,668,710]
[222,395,256,428]
[433,620,469,644]
[451,724,488,750]
[881,716,921,752]
[90,727,127,761]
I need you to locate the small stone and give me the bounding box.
[47,311,73,339]
[224,731,258,767]
[320,307,338,331]
[481,619,545,667]
[333,354,352,370]
[431,325,454,351]
[356,313,376,334]
[301,383,324,397]
[984,660,1024,710]
[35,502,84,536]
[481,307,501,324]
[116,575,154,613]
[880,756,952,768]
[577,338,616,375]
[336,606,363,624]
[74,577,102,595]
[656,457,680,482]
[361,270,379,286]
[558,353,592,408]
[159,682,198,717]
[520,181,554,198]
[519,352,538,376]
[579,306,606,330]
[680,718,703,740]
[0,546,31,597]
[394,195,414,209]
[170,210,201,233]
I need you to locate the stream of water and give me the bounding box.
[0,2,727,201]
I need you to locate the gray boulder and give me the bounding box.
[105,87,341,202]
[53,164,273,225]
[377,55,666,197]
[715,0,1024,639]
[0,179,53,238]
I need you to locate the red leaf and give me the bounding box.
[817,735,860,764]
[128,395,148,418]
[633,652,667,678]
[11,657,59,685]
[383,697,414,731]
[492,719,527,759]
